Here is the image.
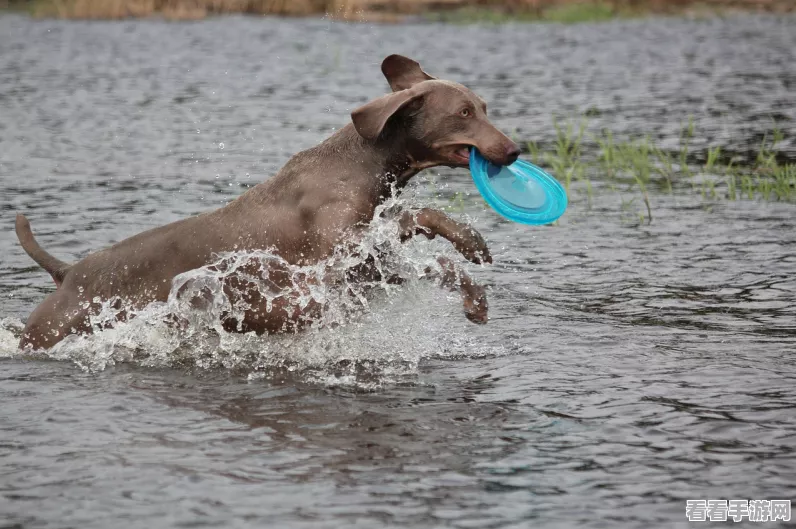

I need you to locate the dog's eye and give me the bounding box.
[460,108,471,118]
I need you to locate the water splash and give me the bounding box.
[13,195,502,386]
[0,318,24,358]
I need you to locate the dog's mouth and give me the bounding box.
[446,145,472,167]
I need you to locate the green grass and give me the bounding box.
[426,2,642,25]
[543,1,620,23]
[526,119,794,224]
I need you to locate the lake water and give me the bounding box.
[1,13,795,528]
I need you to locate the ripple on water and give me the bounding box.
[0,13,795,529]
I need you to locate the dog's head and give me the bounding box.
[351,55,520,168]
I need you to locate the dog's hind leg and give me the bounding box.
[19,290,92,350]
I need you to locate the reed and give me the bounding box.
[9,0,794,21]
[27,0,349,19]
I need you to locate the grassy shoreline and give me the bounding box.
[1,0,794,22]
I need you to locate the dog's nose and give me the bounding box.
[505,144,521,165]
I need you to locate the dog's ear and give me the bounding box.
[351,87,425,141]
[381,54,435,92]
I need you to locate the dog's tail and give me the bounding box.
[15,214,71,287]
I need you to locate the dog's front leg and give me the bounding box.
[426,256,488,324]
[396,208,492,265]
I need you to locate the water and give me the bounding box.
[1,13,796,528]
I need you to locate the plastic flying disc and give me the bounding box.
[469,148,568,225]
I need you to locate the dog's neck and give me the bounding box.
[344,124,437,190]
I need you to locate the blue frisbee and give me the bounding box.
[469,149,568,225]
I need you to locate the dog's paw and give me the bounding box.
[470,246,493,265]
[463,285,488,324]
[455,226,492,265]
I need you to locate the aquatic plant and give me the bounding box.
[525,119,794,223]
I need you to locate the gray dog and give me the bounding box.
[16,55,521,350]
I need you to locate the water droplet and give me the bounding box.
[219,142,225,150]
